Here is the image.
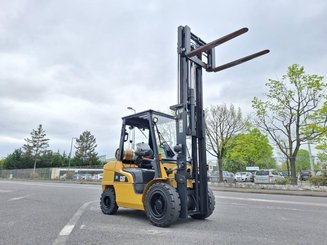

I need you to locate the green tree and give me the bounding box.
[225,129,276,172]
[74,131,99,166]
[39,150,59,168]
[295,149,310,172]
[3,149,22,169]
[23,124,50,171]
[252,64,327,184]
[317,152,327,165]
[51,151,69,167]
[45,151,69,168]
[3,149,33,169]
[2,149,71,170]
[281,161,288,172]
[0,158,5,169]
[223,159,244,174]
[206,104,246,182]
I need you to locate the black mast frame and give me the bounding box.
[171,25,269,218]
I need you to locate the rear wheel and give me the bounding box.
[145,182,181,227]
[100,188,118,215]
[191,188,215,219]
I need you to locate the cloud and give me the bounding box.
[0,0,326,158]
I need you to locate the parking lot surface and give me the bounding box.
[0,180,326,245]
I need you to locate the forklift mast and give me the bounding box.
[170,26,269,218]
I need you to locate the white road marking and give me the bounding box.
[0,180,100,190]
[215,195,327,207]
[89,206,100,211]
[7,195,30,202]
[0,190,12,193]
[52,201,96,245]
[81,222,172,235]
[80,224,85,230]
[230,202,248,206]
[264,205,301,211]
[216,198,313,212]
[145,229,170,235]
[59,225,75,236]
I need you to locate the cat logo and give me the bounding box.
[114,173,128,182]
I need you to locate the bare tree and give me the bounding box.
[252,64,327,184]
[23,124,50,172]
[206,104,245,182]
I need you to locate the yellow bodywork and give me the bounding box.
[102,160,193,211]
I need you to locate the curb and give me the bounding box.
[209,185,327,197]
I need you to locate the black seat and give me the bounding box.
[123,168,155,194]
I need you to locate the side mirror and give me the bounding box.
[115,148,120,160]
[163,142,175,158]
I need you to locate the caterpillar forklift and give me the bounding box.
[100,26,269,227]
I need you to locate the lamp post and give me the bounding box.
[68,137,77,169]
[127,107,136,149]
[308,141,315,176]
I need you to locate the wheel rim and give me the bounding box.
[149,191,167,218]
[104,196,111,208]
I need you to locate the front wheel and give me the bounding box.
[191,188,215,219]
[100,188,118,215]
[145,182,181,227]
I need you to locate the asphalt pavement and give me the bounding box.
[0,180,326,245]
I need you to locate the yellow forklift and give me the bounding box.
[100,26,269,227]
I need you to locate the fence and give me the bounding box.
[0,168,52,179]
[0,167,103,180]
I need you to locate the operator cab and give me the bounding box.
[117,110,177,192]
[118,110,177,165]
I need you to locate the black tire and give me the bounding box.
[145,182,181,227]
[191,188,215,219]
[100,188,118,215]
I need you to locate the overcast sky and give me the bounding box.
[0,0,326,158]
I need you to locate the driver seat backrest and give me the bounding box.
[123,168,155,194]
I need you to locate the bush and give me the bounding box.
[309,176,327,186]
[309,170,327,186]
[275,178,290,185]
